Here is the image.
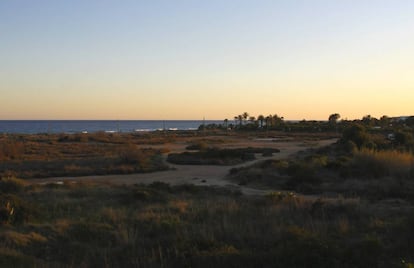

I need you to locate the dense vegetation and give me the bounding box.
[229,119,414,197]
[1,179,413,267]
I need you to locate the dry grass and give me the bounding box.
[1,231,47,247]
[353,149,414,178]
[0,182,413,267]
[0,134,169,178]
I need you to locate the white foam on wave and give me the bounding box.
[135,129,154,132]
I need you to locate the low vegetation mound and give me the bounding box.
[0,134,170,178]
[167,147,280,165]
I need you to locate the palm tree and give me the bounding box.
[272,114,284,128]
[379,115,390,127]
[235,115,243,128]
[224,118,228,129]
[257,115,265,128]
[242,112,249,125]
[266,115,272,129]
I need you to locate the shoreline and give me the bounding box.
[0,120,222,135]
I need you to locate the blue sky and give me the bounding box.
[1,0,413,120]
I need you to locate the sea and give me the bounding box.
[0,120,224,134]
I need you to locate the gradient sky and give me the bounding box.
[1,0,413,120]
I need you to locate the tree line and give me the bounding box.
[200,112,414,134]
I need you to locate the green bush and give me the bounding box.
[394,131,414,149]
[168,147,279,165]
[341,124,372,149]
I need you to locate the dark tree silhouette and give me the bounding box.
[328,113,340,124]
[242,112,249,125]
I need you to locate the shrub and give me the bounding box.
[305,154,328,167]
[168,148,279,165]
[0,141,25,160]
[326,155,351,170]
[186,141,209,151]
[118,144,147,164]
[394,131,414,149]
[341,124,372,149]
[0,178,26,193]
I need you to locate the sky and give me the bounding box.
[1,0,413,120]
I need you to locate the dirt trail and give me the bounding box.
[31,138,337,195]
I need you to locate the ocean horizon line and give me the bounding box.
[0,119,225,135]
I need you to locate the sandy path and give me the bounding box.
[31,138,337,195]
